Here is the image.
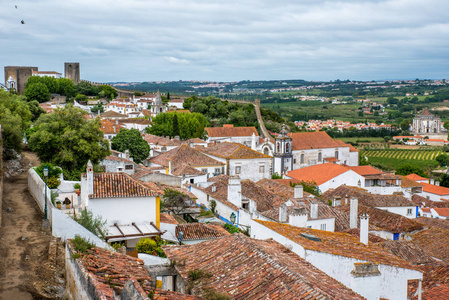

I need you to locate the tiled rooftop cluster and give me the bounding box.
[163,234,364,299]
[175,223,230,241]
[205,126,258,138]
[200,142,272,159]
[379,240,436,265]
[409,226,449,261]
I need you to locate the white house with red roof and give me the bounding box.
[416,182,449,202]
[430,208,449,219]
[167,98,184,109]
[80,161,164,249]
[288,132,359,169]
[205,124,259,145]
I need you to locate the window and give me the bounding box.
[318,152,322,162]
[202,168,207,173]
[259,166,265,173]
[264,148,269,155]
[215,168,220,175]
[300,153,305,164]
[242,201,249,210]
[335,150,339,160]
[125,165,133,170]
[235,166,241,174]
[407,208,413,216]
[190,178,194,184]
[320,224,326,231]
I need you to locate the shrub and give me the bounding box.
[74,183,81,190]
[209,200,217,214]
[203,288,231,300]
[136,237,167,258]
[271,172,282,179]
[223,223,240,234]
[72,235,95,254]
[46,176,61,189]
[72,208,108,239]
[34,163,62,179]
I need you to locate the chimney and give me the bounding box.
[294,185,303,199]
[332,196,341,207]
[310,201,318,219]
[350,197,358,229]
[124,149,130,160]
[251,133,256,150]
[87,160,94,196]
[279,204,287,223]
[357,180,361,188]
[344,195,349,205]
[360,213,369,245]
[211,185,216,193]
[228,176,242,208]
[168,161,172,175]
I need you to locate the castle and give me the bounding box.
[4,62,80,94]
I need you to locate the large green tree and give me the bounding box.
[111,128,150,164]
[24,82,50,103]
[0,90,33,158]
[28,105,110,179]
[147,112,208,139]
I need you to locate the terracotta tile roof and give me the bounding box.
[414,217,449,230]
[256,178,298,199]
[199,142,272,159]
[433,207,449,217]
[349,144,360,152]
[287,163,352,186]
[172,109,191,114]
[119,118,152,125]
[163,234,364,299]
[406,173,428,181]
[255,220,418,270]
[336,204,423,233]
[343,228,387,243]
[421,284,449,300]
[409,263,449,299]
[289,131,350,150]
[72,245,197,300]
[150,145,223,171]
[186,138,206,144]
[144,134,182,147]
[125,277,200,300]
[130,167,155,180]
[324,157,339,162]
[205,126,259,138]
[103,155,135,164]
[410,227,449,261]
[100,110,128,118]
[202,178,287,213]
[90,172,163,198]
[175,223,230,241]
[171,164,205,176]
[100,119,125,134]
[160,213,178,224]
[347,165,384,176]
[420,182,449,195]
[379,240,436,265]
[411,194,449,208]
[401,176,424,188]
[322,185,415,207]
[141,109,152,117]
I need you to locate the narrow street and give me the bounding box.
[0,152,65,300]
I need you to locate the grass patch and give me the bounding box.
[367,156,438,171]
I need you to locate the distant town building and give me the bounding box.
[412,109,442,134]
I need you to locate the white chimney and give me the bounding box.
[310,201,318,219]
[124,149,130,160]
[87,160,94,196]
[294,185,303,199]
[360,213,369,245]
[279,204,287,223]
[251,133,256,150]
[228,176,242,208]
[168,161,172,175]
[350,197,358,229]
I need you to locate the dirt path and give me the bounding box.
[0,152,65,300]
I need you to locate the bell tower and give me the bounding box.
[273,125,293,176]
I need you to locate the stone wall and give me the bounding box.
[4,66,38,94]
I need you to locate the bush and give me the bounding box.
[46,176,61,189]
[72,208,108,239]
[34,163,62,179]
[72,235,95,254]
[271,172,282,179]
[223,223,240,234]
[136,237,167,258]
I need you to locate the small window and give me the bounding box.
[242,202,249,210]
[190,178,194,184]
[235,166,241,174]
[259,166,265,173]
[335,150,339,160]
[202,168,207,173]
[426,196,430,200]
[125,165,133,170]
[215,168,220,175]
[300,154,305,164]
[407,208,413,216]
[318,152,322,162]
[320,224,326,231]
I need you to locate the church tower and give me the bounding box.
[273,125,293,176]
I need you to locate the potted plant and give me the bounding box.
[63,197,71,209]
[56,201,61,209]
[74,183,81,196]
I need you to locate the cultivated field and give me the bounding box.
[361,149,442,170]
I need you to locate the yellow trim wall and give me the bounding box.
[156,196,161,229]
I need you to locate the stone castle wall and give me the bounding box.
[4,66,38,94]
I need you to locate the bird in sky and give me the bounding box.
[21,20,25,24]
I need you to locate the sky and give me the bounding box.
[1,0,449,83]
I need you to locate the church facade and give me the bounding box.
[412,109,442,134]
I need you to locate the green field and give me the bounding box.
[361,149,442,171]
[339,137,385,143]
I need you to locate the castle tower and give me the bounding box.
[64,62,80,84]
[4,66,38,94]
[273,125,293,175]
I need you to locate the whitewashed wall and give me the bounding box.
[28,169,53,224]
[318,171,364,193]
[377,206,418,219]
[292,146,355,170]
[366,185,402,195]
[228,158,272,182]
[421,190,449,202]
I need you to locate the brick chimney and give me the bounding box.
[350,262,381,300]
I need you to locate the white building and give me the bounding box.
[205,124,259,145]
[32,70,62,78]
[412,108,443,134]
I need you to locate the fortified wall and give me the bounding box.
[4,66,38,94]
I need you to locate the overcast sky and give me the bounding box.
[1,0,449,83]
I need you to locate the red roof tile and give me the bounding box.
[205,126,258,138]
[290,131,350,150]
[160,213,179,224]
[433,207,449,217]
[150,145,223,169]
[200,142,272,159]
[420,183,449,195]
[406,173,428,181]
[175,223,230,241]
[287,163,351,185]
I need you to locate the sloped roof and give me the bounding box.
[149,144,223,168]
[255,220,418,270]
[160,213,178,224]
[433,207,449,217]
[287,163,353,186]
[100,119,125,134]
[322,185,415,207]
[144,133,182,147]
[401,176,424,188]
[289,131,349,150]
[175,223,230,241]
[162,234,364,299]
[200,142,272,159]
[205,126,258,138]
[100,110,128,118]
[336,204,423,233]
[411,194,449,208]
[90,172,163,198]
[256,178,298,199]
[406,173,428,181]
[347,165,384,176]
[379,240,436,265]
[410,227,449,261]
[420,182,449,196]
[414,216,449,230]
[119,118,152,125]
[171,164,204,176]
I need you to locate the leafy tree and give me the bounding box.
[148,112,209,139]
[440,174,449,188]
[75,94,88,103]
[90,102,105,114]
[172,113,179,137]
[271,172,282,179]
[359,155,368,166]
[0,90,33,158]
[162,188,192,215]
[111,128,150,164]
[28,105,110,180]
[99,85,117,99]
[74,81,99,96]
[24,82,50,103]
[400,119,411,131]
[27,100,45,121]
[436,154,449,167]
[57,78,75,96]
[72,208,108,239]
[395,164,427,178]
[136,237,167,258]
